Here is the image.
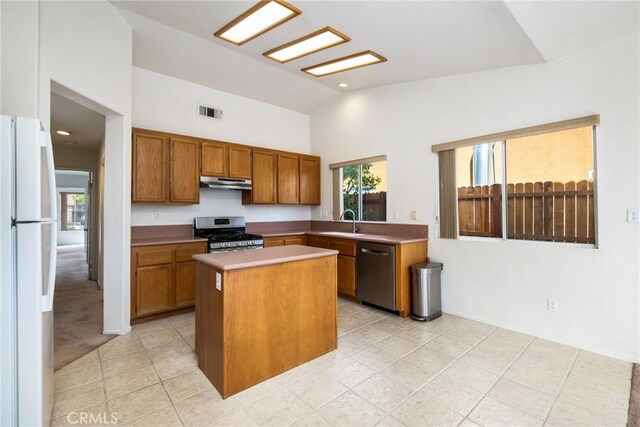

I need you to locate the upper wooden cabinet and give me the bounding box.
[299,155,321,205]
[246,150,277,204]
[201,141,227,177]
[132,132,168,202]
[228,146,252,179]
[170,137,200,204]
[277,153,299,204]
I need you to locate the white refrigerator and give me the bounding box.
[0,116,57,426]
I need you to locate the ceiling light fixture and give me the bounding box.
[214,0,302,46]
[302,50,387,77]
[263,27,350,63]
[338,83,349,88]
[56,130,72,136]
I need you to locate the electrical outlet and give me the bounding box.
[216,272,222,291]
[627,209,639,223]
[154,212,161,221]
[547,298,559,312]
[410,210,418,221]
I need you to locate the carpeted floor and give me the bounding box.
[630,364,640,427]
[53,245,115,370]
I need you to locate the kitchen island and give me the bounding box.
[193,245,338,398]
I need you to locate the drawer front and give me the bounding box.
[328,239,357,257]
[175,243,207,262]
[306,235,329,249]
[263,237,285,248]
[137,248,173,267]
[284,235,306,246]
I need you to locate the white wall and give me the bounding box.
[38,1,132,334]
[311,34,640,362]
[131,67,312,225]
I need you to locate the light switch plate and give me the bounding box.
[216,272,222,291]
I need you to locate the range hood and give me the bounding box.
[200,176,252,191]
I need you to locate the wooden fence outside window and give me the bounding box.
[458,181,595,244]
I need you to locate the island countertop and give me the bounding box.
[193,245,338,271]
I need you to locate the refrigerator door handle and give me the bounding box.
[41,221,56,312]
[41,130,57,312]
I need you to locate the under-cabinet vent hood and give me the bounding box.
[201,176,251,191]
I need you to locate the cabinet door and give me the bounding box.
[277,154,299,204]
[132,132,167,202]
[175,261,196,308]
[284,235,306,245]
[170,137,201,204]
[201,141,227,177]
[229,146,252,179]
[299,156,320,205]
[337,255,356,297]
[263,237,285,248]
[250,150,277,204]
[306,235,329,249]
[136,264,173,316]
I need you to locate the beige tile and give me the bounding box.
[57,350,100,373]
[441,361,500,393]
[338,315,366,336]
[139,328,183,349]
[52,380,106,419]
[163,369,213,403]
[174,321,195,338]
[233,376,282,406]
[353,373,413,412]
[469,397,543,427]
[568,351,632,397]
[50,401,110,426]
[418,375,483,415]
[245,389,312,426]
[395,324,440,346]
[98,335,145,361]
[351,345,403,370]
[288,371,349,409]
[209,408,257,427]
[168,311,195,327]
[107,383,172,424]
[338,303,364,318]
[484,327,533,350]
[335,333,369,358]
[174,389,240,426]
[518,339,577,376]
[275,359,323,385]
[547,399,624,427]
[375,415,407,427]
[573,350,633,380]
[183,334,196,350]
[54,361,103,393]
[505,358,566,395]
[382,348,454,390]
[154,352,198,380]
[374,334,422,357]
[458,418,481,427]
[351,309,388,325]
[316,391,386,427]
[147,338,192,363]
[425,336,473,358]
[557,379,629,422]
[349,324,393,344]
[101,350,151,379]
[489,378,555,419]
[440,320,495,347]
[291,411,332,426]
[132,318,173,336]
[104,364,160,399]
[392,392,464,427]
[369,317,411,335]
[322,357,376,388]
[123,406,183,426]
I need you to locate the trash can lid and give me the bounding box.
[411,261,443,271]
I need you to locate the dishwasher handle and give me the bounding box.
[361,248,390,256]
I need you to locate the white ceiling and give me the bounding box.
[51,93,105,150]
[112,1,639,114]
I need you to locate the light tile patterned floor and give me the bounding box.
[51,298,633,426]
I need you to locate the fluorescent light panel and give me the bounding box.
[302,51,387,77]
[264,27,350,63]
[215,0,301,45]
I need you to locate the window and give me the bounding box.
[60,192,86,231]
[435,115,598,245]
[330,156,387,222]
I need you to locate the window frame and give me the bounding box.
[60,191,87,232]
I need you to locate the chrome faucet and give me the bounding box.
[339,209,359,233]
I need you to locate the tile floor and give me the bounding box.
[51,298,633,426]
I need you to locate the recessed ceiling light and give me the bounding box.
[338,83,349,88]
[215,0,302,46]
[263,27,350,63]
[56,130,72,136]
[302,51,387,77]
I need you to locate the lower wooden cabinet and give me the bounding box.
[337,255,356,297]
[263,234,306,247]
[131,241,207,320]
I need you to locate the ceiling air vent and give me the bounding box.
[198,105,223,120]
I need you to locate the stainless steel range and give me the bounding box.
[194,217,263,252]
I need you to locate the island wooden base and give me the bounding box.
[195,255,337,398]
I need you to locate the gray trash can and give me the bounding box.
[410,261,443,321]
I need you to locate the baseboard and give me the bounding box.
[102,326,131,335]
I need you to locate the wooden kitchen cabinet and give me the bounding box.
[277,153,300,204]
[243,149,277,204]
[170,137,201,204]
[132,132,168,202]
[299,155,321,205]
[131,241,207,320]
[201,141,227,177]
[228,146,252,179]
[263,234,306,247]
[337,255,356,296]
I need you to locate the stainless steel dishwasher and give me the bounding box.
[356,241,396,310]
